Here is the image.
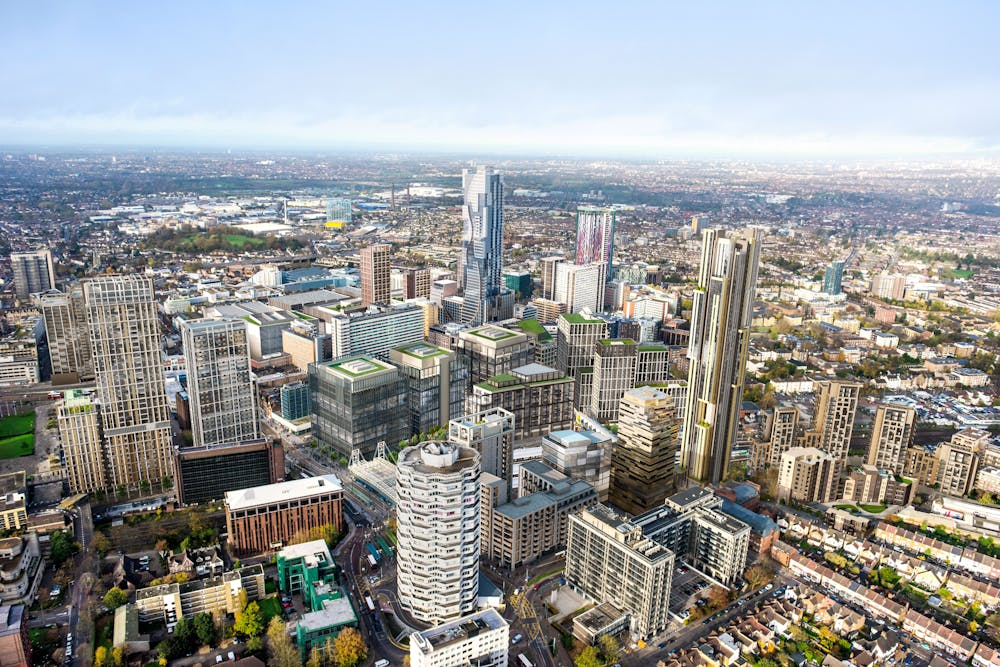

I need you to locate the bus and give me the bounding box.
[364,595,376,612]
[366,543,381,563]
[367,553,378,568]
[517,654,535,667]
[375,535,394,557]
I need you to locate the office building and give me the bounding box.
[460,166,505,326]
[504,271,533,300]
[763,406,799,466]
[456,325,532,386]
[0,604,30,667]
[360,243,392,306]
[609,387,678,515]
[937,429,990,497]
[175,438,285,505]
[807,380,862,462]
[136,564,265,626]
[540,256,564,301]
[180,319,260,449]
[556,312,608,378]
[396,442,481,624]
[325,198,352,229]
[10,249,55,301]
[823,260,845,295]
[529,297,567,325]
[777,447,837,504]
[542,429,612,501]
[405,267,432,300]
[576,206,615,280]
[554,262,607,314]
[57,392,107,493]
[323,302,425,361]
[224,475,344,555]
[866,404,916,474]
[280,381,311,421]
[448,408,514,486]
[588,339,669,422]
[281,325,332,373]
[470,364,574,441]
[681,228,762,483]
[84,276,173,491]
[309,356,409,459]
[409,609,509,667]
[34,287,93,384]
[389,342,468,435]
[481,462,596,569]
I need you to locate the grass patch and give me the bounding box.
[0,411,34,438]
[834,504,859,512]
[527,566,564,587]
[0,433,34,459]
[859,503,888,514]
[258,595,282,623]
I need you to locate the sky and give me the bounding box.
[1,1,999,159]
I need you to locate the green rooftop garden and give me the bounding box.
[516,318,551,341]
[467,327,517,341]
[561,313,603,324]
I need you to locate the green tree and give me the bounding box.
[92,531,112,556]
[50,531,80,566]
[246,636,264,654]
[598,634,620,662]
[103,587,128,610]
[333,627,368,667]
[234,601,264,638]
[575,645,602,667]
[266,616,300,667]
[193,612,216,647]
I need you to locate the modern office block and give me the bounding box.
[396,442,481,624]
[470,364,574,441]
[682,228,762,484]
[609,387,678,515]
[448,407,514,486]
[542,429,612,501]
[224,475,344,555]
[540,256,565,301]
[556,312,608,378]
[35,287,93,384]
[823,260,845,295]
[309,356,409,459]
[84,276,173,491]
[576,206,615,280]
[174,438,284,506]
[390,342,468,435]
[281,325,332,373]
[456,325,532,386]
[58,393,106,493]
[504,271,533,300]
[776,447,837,503]
[323,302,425,361]
[325,198,352,229]
[554,262,607,314]
[180,318,260,449]
[409,609,509,667]
[360,243,392,306]
[866,404,916,474]
[460,167,505,326]
[280,381,311,421]
[10,249,55,301]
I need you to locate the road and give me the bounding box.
[69,502,97,667]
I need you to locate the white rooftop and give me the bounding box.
[225,474,343,511]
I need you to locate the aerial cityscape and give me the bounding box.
[1,3,1000,667]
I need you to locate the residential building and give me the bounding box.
[777,447,837,503]
[841,465,914,506]
[135,565,265,626]
[529,297,567,325]
[903,444,941,487]
[280,381,311,421]
[609,387,678,515]
[554,262,607,314]
[0,604,30,667]
[576,206,615,280]
[409,609,509,667]
[0,534,42,604]
[588,339,669,422]
[389,342,468,436]
[35,287,93,384]
[867,404,916,474]
[823,260,845,295]
[682,228,762,483]
[556,312,608,378]
[937,429,989,497]
[764,406,799,467]
[309,356,408,459]
[456,325,532,386]
[180,319,260,448]
[480,462,597,569]
[460,166,506,326]
[322,302,425,361]
[224,475,344,555]
[871,273,906,301]
[10,249,55,301]
[396,442,481,624]
[360,243,392,306]
[976,466,1000,495]
[806,380,862,471]
[540,256,564,301]
[447,408,514,487]
[542,429,612,501]
[58,392,107,493]
[174,438,284,505]
[281,325,331,373]
[405,268,432,300]
[469,364,574,441]
[84,276,173,491]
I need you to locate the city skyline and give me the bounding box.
[1,2,998,159]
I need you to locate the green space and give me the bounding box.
[515,318,551,341]
[859,503,887,514]
[834,504,859,513]
[0,411,34,438]
[258,595,282,624]
[560,312,602,324]
[0,433,34,459]
[528,566,564,586]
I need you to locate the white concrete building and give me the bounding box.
[409,608,509,667]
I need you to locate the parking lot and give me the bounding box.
[668,567,712,615]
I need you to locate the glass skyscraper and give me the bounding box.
[460,166,505,326]
[823,259,845,295]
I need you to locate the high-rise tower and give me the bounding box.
[681,228,762,483]
[866,404,915,474]
[460,167,505,326]
[360,243,392,306]
[11,249,56,301]
[609,387,678,515]
[575,206,615,280]
[823,260,845,295]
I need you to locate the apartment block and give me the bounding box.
[542,428,612,501]
[469,364,574,441]
[409,609,509,667]
[777,447,838,504]
[57,392,107,493]
[764,406,799,467]
[555,313,608,378]
[609,387,678,515]
[937,429,989,497]
[588,339,669,422]
[360,243,392,306]
[135,565,265,626]
[867,404,916,474]
[10,249,55,301]
[35,287,93,384]
[841,465,914,506]
[447,408,514,486]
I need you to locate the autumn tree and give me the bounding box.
[575,645,602,667]
[266,616,300,667]
[707,585,732,609]
[103,587,127,610]
[92,531,112,556]
[334,627,368,667]
[746,563,775,589]
[112,646,125,667]
[94,646,111,667]
[598,634,620,662]
[234,601,264,638]
[306,646,322,667]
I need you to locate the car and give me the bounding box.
[216,656,223,664]
[375,660,390,667]
[281,596,292,603]
[657,642,667,649]
[512,634,523,643]
[228,652,236,661]
[764,584,773,592]
[737,599,746,606]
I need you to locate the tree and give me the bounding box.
[306,647,322,667]
[246,636,264,654]
[155,538,169,555]
[193,612,216,647]
[575,645,603,667]
[95,646,111,667]
[237,589,249,613]
[103,587,127,610]
[234,601,264,638]
[266,616,300,667]
[112,646,125,667]
[92,531,112,556]
[50,531,80,566]
[598,634,620,662]
[707,585,731,609]
[746,563,775,589]
[334,627,368,667]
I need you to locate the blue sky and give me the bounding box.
[1,1,998,158]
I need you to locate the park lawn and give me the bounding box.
[859,503,888,514]
[258,595,282,624]
[0,411,34,438]
[0,433,34,459]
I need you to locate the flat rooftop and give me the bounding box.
[278,540,332,566]
[297,595,358,632]
[321,356,393,379]
[395,342,449,359]
[411,608,507,655]
[225,474,342,511]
